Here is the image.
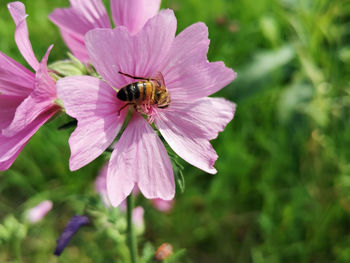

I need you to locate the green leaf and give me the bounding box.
[160,137,186,194]
[164,249,187,263]
[173,162,185,194]
[239,45,295,83]
[49,60,86,77]
[141,242,155,263]
[48,53,87,77]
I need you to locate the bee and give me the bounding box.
[116,71,170,114]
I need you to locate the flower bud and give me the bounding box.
[54,215,90,256]
[26,200,53,223]
[155,243,173,261]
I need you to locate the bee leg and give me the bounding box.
[157,104,169,109]
[118,71,149,81]
[117,103,133,116]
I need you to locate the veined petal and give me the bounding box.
[2,95,53,137]
[49,0,110,62]
[0,51,34,97]
[162,22,209,77]
[8,2,39,71]
[60,30,89,63]
[165,97,236,140]
[107,113,174,207]
[3,46,56,137]
[0,95,23,130]
[35,45,56,97]
[155,105,221,174]
[167,61,236,101]
[69,0,110,28]
[0,109,56,171]
[85,9,177,89]
[57,76,125,171]
[111,0,161,34]
[50,0,111,33]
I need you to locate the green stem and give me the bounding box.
[12,239,22,263]
[127,194,138,263]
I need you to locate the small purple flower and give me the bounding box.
[54,215,90,256]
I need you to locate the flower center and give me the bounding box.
[136,104,157,124]
[116,71,171,123]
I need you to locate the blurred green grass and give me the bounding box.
[1,0,350,262]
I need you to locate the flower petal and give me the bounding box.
[155,99,232,174]
[160,21,236,101]
[0,95,23,130]
[162,22,209,76]
[111,0,161,34]
[107,113,175,207]
[2,46,56,137]
[8,2,39,71]
[167,61,236,101]
[57,76,125,171]
[34,45,56,97]
[0,110,56,171]
[59,29,89,63]
[165,97,236,140]
[49,0,110,62]
[85,9,177,89]
[50,0,111,33]
[0,51,34,97]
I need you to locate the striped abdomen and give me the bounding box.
[117,81,154,104]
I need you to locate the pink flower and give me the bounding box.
[57,10,236,207]
[151,198,174,212]
[26,200,53,223]
[0,2,60,171]
[94,162,111,207]
[132,206,145,230]
[49,0,161,63]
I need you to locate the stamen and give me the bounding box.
[136,104,157,124]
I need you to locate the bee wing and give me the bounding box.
[153,71,166,88]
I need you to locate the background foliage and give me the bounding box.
[1,0,350,262]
